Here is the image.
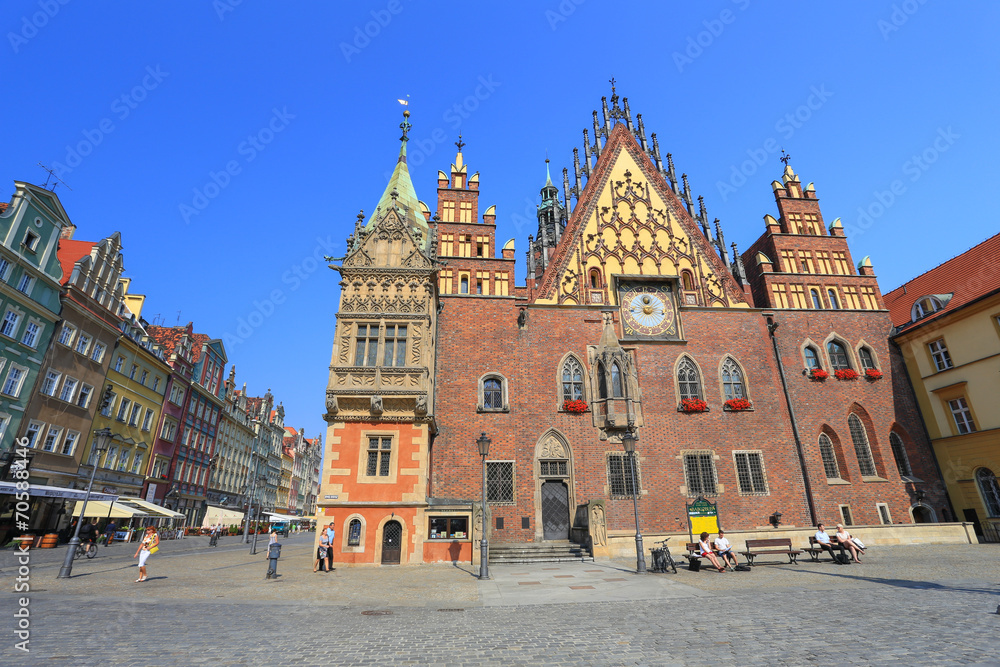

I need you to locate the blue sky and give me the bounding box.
[4,1,997,437]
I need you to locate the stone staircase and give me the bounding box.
[488,540,593,564]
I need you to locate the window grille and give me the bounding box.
[889,432,912,477]
[561,357,584,402]
[928,339,952,371]
[848,414,877,476]
[348,519,362,546]
[539,460,567,477]
[677,356,701,400]
[483,378,503,410]
[733,451,768,495]
[355,324,379,367]
[819,434,840,479]
[486,461,514,504]
[683,451,717,496]
[366,437,392,477]
[721,358,746,400]
[383,324,407,367]
[948,398,975,434]
[607,453,638,498]
[977,468,1000,517]
[827,341,850,370]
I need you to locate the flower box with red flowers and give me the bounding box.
[562,399,589,413]
[679,398,708,413]
[724,398,753,412]
[865,369,883,381]
[809,369,829,381]
[835,369,860,381]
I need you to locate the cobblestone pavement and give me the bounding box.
[3,538,998,666]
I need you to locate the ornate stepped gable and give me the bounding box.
[533,117,748,309]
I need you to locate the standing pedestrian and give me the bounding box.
[325,521,336,572]
[314,530,330,573]
[104,520,118,546]
[133,526,160,582]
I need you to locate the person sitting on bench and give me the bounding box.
[713,529,738,570]
[815,523,849,563]
[697,532,727,572]
[835,524,863,563]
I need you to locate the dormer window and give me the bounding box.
[912,296,944,321]
[23,230,40,252]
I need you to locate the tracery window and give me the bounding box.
[819,434,840,479]
[610,362,624,398]
[848,414,877,477]
[676,356,701,400]
[561,357,585,402]
[720,357,746,401]
[858,346,876,371]
[976,468,1000,517]
[889,431,912,478]
[827,341,851,370]
[803,346,821,370]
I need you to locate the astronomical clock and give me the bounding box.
[616,279,681,341]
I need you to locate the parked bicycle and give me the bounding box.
[650,537,677,574]
[73,539,98,560]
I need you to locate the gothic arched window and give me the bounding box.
[721,357,746,401]
[827,289,840,309]
[597,362,608,399]
[858,346,876,371]
[348,518,362,546]
[804,346,821,370]
[677,356,701,400]
[610,362,624,398]
[561,357,585,402]
[976,468,1000,517]
[848,414,877,477]
[819,433,840,479]
[889,431,912,478]
[827,340,851,370]
[810,289,823,309]
[483,378,502,410]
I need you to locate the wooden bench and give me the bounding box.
[803,536,845,563]
[739,538,802,566]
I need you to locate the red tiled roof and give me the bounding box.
[885,233,1000,330]
[0,202,7,213]
[57,240,96,285]
[147,325,211,363]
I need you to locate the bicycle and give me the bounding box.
[73,539,98,560]
[650,537,677,574]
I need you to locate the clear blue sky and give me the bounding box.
[4,1,997,437]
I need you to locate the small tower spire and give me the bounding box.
[650,132,663,174]
[714,219,729,269]
[562,167,572,214]
[591,111,603,157]
[601,96,611,135]
[666,152,678,194]
[698,196,711,239]
[636,113,649,152]
[622,97,634,132]
[583,129,593,174]
[573,147,583,197]
[681,173,695,218]
[732,242,748,284]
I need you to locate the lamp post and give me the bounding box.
[250,475,266,554]
[476,432,491,580]
[58,428,113,579]
[622,429,646,574]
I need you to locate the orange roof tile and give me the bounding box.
[885,233,1000,331]
[57,240,96,285]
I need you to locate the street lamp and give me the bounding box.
[58,428,113,578]
[476,432,491,580]
[622,429,646,574]
[250,474,267,554]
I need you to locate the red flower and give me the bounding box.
[724,398,752,411]
[865,369,883,381]
[563,399,589,413]
[680,398,708,413]
[809,369,829,381]
[835,369,859,381]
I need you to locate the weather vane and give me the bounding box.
[609,76,616,95]
[780,149,792,166]
[455,134,465,152]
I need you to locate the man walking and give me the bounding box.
[104,520,118,546]
[325,521,336,572]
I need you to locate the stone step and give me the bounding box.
[488,541,593,564]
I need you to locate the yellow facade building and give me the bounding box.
[887,234,1000,542]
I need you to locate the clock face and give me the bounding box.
[618,283,679,339]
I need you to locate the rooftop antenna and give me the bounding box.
[176,310,182,325]
[37,163,72,191]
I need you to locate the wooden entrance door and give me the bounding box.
[381,520,402,564]
[541,481,569,540]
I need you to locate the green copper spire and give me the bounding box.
[366,109,430,248]
[545,158,554,187]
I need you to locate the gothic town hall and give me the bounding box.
[316,89,945,565]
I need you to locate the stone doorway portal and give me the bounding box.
[381,520,402,564]
[541,481,570,540]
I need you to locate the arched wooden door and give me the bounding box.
[381,520,402,564]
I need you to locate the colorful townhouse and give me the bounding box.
[0,182,68,451]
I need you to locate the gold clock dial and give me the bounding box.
[620,284,677,337]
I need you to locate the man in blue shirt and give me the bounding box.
[325,522,336,572]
